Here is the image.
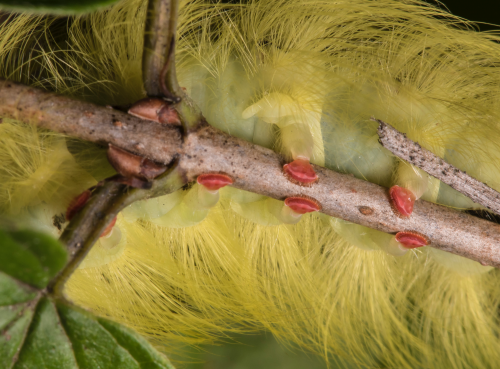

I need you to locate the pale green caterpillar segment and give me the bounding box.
[219,186,266,204]
[222,186,289,225]
[78,218,127,269]
[230,198,283,227]
[241,90,325,165]
[222,185,302,226]
[393,162,441,202]
[124,184,224,228]
[266,198,303,225]
[122,187,207,228]
[330,218,381,252]
[321,110,395,188]
[178,58,263,144]
[122,190,184,223]
[330,218,409,256]
[428,248,493,276]
[148,197,209,228]
[183,183,220,210]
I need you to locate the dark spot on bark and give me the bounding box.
[358,206,374,215]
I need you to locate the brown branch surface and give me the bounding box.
[377,119,500,216]
[2,80,500,268]
[0,80,182,165]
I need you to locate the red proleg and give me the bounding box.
[66,190,91,221]
[197,173,233,191]
[283,158,318,185]
[389,185,416,218]
[66,190,117,238]
[100,217,117,238]
[395,231,429,249]
[284,196,321,214]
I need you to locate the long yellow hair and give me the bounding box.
[1,0,500,367]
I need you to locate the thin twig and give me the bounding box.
[49,164,184,297]
[376,118,500,216]
[2,81,500,268]
[142,0,176,97]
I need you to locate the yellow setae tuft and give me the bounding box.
[1,0,500,368]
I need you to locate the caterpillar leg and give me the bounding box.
[390,163,440,217]
[242,92,325,185]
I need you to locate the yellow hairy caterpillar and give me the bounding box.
[1,0,500,368]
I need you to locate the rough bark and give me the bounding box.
[0,79,182,165]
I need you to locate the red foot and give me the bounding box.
[395,231,429,249]
[100,217,117,238]
[66,190,117,238]
[283,158,318,185]
[284,196,321,214]
[197,173,233,191]
[66,190,91,221]
[389,185,416,218]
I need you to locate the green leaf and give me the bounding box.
[0,272,37,306]
[0,0,121,15]
[0,227,174,369]
[98,318,175,369]
[14,297,78,369]
[0,229,67,289]
[0,306,34,369]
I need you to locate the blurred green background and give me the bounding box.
[169,332,357,369]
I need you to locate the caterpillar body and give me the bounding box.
[1,0,500,368]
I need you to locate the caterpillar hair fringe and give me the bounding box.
[1,0,500,368]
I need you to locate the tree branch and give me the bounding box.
[376,118,500,216]
[0,79,182,164]
[2,80,500,269]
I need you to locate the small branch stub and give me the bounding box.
[128,98,181,125]
[107,144,167,181]
[376,118,500,216]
